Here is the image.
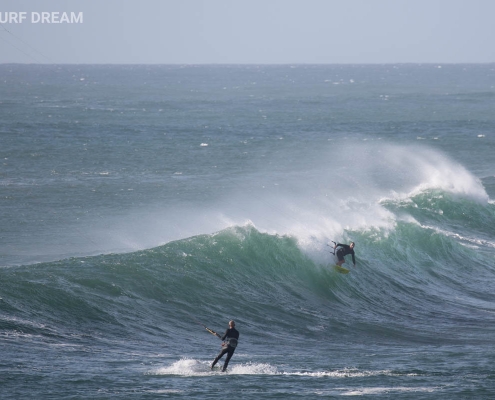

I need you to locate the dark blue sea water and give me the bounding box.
[1,64,495,398]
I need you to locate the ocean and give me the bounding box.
[1,64,495,398]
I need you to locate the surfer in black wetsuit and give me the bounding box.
[211,320,240,372]
[334,242,356,267]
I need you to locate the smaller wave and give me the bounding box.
[380,188,495,245]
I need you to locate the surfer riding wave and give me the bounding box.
[333,242,356,268]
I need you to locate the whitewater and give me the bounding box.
[1,64,495,399]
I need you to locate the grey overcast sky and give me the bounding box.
[1,0,494,64]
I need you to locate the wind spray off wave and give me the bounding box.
[207,142,490,264]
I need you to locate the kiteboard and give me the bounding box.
[332,264,350,274]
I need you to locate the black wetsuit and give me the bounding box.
[211,327,240,372]
[336,243,355,264]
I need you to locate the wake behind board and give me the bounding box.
[332,264,350,274]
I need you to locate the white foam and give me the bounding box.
[418,223,495,249]
[150,359,278,376]
[282,368,418,378]
[152,359,210,376]
[341,386,438,396]
[151,360,420,379]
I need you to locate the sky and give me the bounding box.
[1,0,494,64]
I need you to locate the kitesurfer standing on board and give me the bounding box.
[334,242,356,267]
[211,320,240,372]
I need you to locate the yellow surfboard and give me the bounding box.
[332,264,350,274]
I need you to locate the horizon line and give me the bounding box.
[2,61,495,66]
